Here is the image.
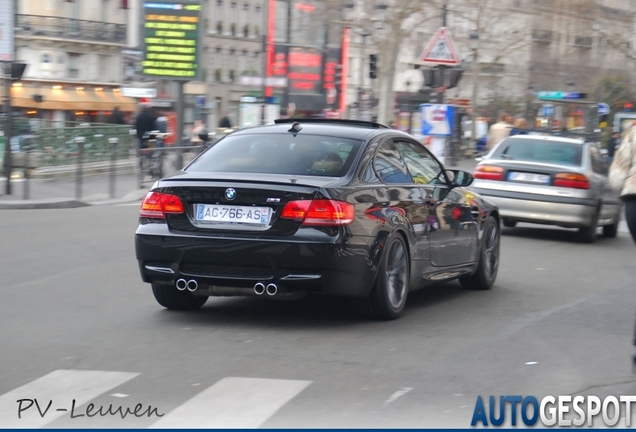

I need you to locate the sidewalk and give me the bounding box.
[0,153,181,209]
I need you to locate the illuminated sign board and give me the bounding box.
[287,47,322,94]
[142,1,202,80]
[538,91,588,100]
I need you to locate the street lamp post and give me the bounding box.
[469,31,480,152]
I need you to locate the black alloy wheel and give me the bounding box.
[367,235,410,320]
[460,216,500,290]
[152,283,208,310]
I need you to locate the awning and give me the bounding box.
[9,87,138,112]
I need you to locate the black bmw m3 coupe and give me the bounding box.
[135,119,500,319]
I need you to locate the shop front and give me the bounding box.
[8,84,137,124]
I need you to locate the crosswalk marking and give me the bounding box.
[149,377,312,429]
[0,369,139,428]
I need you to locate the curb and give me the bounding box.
[0,189,149,210]
[0,199,90,210]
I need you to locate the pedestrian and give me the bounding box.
[108,106,125,125]
[609,124,636,245]
[486,113,512,151]
[135,103,156,150]
[607,131,619,163]
[511,118,528,135]
[608,125,636,366]
[191,119,207,146]
[219,113,232,128]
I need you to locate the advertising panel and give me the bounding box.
[142,1,202,80]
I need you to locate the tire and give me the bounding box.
[603,208,621,238]
[579,208,599,243]
[460,216,500,290]
[366,235,410,320]
[151,283,208,311]
[502,219,517,228]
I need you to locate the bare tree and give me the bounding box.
[345,0,442,124]
[446,0,532,139]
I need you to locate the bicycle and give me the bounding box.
[139,131,169,183]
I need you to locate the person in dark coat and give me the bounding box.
[135,105,157,149]
[219,113,232,128]
[108,107,126,125]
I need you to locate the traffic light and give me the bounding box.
[422,68,438,88]
[369,54,378,79]
[448,68,464,89]
[334,64,343,88]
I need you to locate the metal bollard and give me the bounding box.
[75,136,85,201]
[108,137,118,199]
[23,144,30,200]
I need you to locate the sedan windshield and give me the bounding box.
[186,133,364,177]
[496,137,583,167]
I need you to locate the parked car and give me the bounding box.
[135,119,501,319]
[470,134,622,243]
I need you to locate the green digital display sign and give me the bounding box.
[142,1,202,80]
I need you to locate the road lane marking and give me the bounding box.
[0,369,139,428]
[149,377,312,428]
[381,387,413,408]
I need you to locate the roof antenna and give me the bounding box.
[288,122,302,136]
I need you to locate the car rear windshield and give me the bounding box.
[185,133,364,177]
[497,137,583,166]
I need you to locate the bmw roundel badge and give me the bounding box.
[225,188,237,200]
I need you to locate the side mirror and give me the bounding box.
[445,169,474,187]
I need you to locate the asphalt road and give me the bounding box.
[1,204,636,428]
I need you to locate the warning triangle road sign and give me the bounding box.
[420,27,461,66]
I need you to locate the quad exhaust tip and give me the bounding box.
[187,280,198,292]
[266,283,278,296]
[176,279,187,291]
[254,282,265,295]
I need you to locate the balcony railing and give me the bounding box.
[16,15,127,44]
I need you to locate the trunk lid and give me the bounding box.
[156,173,339,236]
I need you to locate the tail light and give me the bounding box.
[554,173,590,189]
[280,199,355,226]
[474,165,504,181]
[140,192,184,218]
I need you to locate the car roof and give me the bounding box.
[504,134,585,145]
[228,119,389,141]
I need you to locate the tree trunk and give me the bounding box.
[377,28,401,125]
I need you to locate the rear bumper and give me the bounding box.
[471,188,597,227]
[135,230,377,298]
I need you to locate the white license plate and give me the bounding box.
[508,172,550,184]
[195,204,272,225]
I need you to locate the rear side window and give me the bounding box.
[498,138,583,167]
[186,133,363,177]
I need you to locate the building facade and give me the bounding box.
[12,0,137,123]
[343,0,636,128]
[203,0,267,128]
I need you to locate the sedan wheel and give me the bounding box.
[152,283,208,311]
[603,208,621,238]
[367,235,410,320]
[460,216,500,290]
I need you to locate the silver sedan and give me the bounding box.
[469,134,622,243]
